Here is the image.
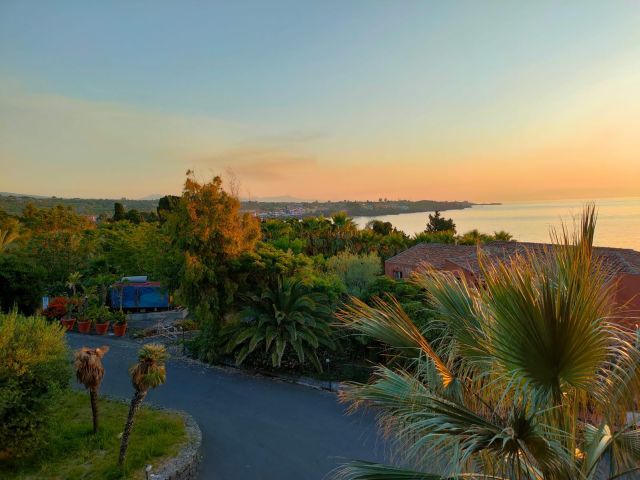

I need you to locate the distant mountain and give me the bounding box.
[0,192,49,198]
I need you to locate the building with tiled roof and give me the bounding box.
[385,242,640,328]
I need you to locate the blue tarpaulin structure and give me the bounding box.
[109,276,169,311]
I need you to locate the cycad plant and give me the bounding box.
[336,207,640,479]
[74,345,109,433]
[223,278,335,372]
[118,343,168,466]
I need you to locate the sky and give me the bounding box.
[1,1,639,202]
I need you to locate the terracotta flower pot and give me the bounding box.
[77,321,91,334]
[60,318,76,331]
[113,323,127,337]
[95,322,110,335]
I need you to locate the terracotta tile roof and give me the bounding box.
[386,241,640,278]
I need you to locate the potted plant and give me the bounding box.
[112,309,128,337]
[94,306,111,335]
[63,296,80,331]
[44,297,71,329]
[77,302,94,334]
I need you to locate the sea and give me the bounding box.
[354,197,640,251]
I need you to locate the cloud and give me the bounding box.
[196,147,317,181]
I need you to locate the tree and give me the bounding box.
[456,228,492,245]
[167,173,260,361]
[74,345,109,433]
[124,208,143,224]
[157,195,180,222]
[425,210,456,233]
[336,207,640,479]
[113,202,125,222]
[118,343,167,466]
[0,254,46,314]
[366,220,393,236]
[0,311,69,457]
[493,230,513,241]
[223,279,335,372]
[326,251,381,298]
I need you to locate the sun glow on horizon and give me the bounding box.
[1,2,639,202]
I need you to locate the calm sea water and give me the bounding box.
[354,198,640,251]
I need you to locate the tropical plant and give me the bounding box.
[223,279,336,372]
[492,230,514,241]
[110,309,127,325]
[83,304,109,325]
[0,311,69,458]
[336,208,640,480]
[73,345,109,433]
[0,226,20,253]
[118,343,168,466]
[66,271,82,296]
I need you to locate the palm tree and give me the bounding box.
[74,345,110,433]
[336,207,640,479]
[0,226,20,253]
[118,343,168,466]
[492,230,514,241]
[66,271,83,296]
[223,278,335,372]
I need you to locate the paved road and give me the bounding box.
[67,334,387,480]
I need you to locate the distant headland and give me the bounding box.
[0,193,497,218]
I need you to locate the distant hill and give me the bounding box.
[0,193,477,218]
[0,194,159,216]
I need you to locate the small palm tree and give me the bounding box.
[223,278,335,372]
[67,271,83,296]
[74,345,110,433]
[118,343,168,466]
[336,207,640,479]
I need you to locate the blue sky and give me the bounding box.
[1,1,639,201]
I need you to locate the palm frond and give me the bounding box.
[335,461,442,480]
[337,296,455,387]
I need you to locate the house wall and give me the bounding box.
[384,261,413,280]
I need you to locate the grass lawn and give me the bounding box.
[1,390,187,480]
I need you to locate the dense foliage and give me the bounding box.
[336,209,640,479]
[222,279,335,371]
[0,173,515,378]
[0,311,70,458]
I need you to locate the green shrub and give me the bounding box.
[0,311,70,458]
[326,251,381,298]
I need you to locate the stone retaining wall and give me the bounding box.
[149,411,202,480]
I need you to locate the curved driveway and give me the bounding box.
[67,334,387,480]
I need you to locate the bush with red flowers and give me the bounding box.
[43,297,68,320]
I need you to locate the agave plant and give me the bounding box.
[336,207,640,479]
[74,345,109,433]
[223,278,335,372]
[118,343,168,466]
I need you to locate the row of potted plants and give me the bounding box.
[62,307,128,336]
[44,296,128,337]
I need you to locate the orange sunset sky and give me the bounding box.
[1,2,639,202]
